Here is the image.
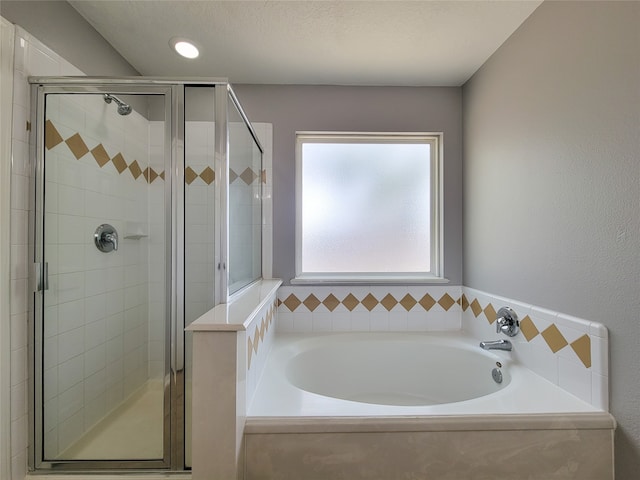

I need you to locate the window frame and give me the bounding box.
[294,131,445,284]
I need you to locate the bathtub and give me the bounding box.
[244,333,615,479]
[248,332,600,416]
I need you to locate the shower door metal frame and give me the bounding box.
[29,78,192,472]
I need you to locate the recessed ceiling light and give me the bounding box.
[170,37,199,59]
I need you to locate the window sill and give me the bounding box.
[290,275,450,285]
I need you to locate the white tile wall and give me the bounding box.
[462,287,609,410]
[8,26,82,479]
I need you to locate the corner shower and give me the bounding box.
[29,78,264,472]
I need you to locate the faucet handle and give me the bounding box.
[496,307,519,337]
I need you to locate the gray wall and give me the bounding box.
[0,0,138,76]
[233,85,463,285]
[462,1,640,475]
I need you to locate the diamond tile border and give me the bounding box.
[278,290,462,315]
[46,119,166,184]
[247,299,278,370]
[46,120,267,188]
[230,167,266,185]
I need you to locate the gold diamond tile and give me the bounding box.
[483,303,497,324]
[260,318,266,340]
[381,294,398,311]
[438,293,456,311]
[129,160,142,179]
[341,293,359,311]
[261,169,267,184]
[419,294,436,311]
[399,294,417,311]
[229,169,239,183]
[65,133,89,159]
[361,293,379,312]
[240,167,258,185]
[185,166,198,185]
[111,153,127,173]
[91,144,111,168]
[247,337,254,369]
[144,167,159,184]
[323,294,340,312]
[571,335,591,368]
[253,326,260,352]
[159,171,165,180]
[283,294,301,312]
[470,299,483,317]
[303,294,321,312]
[460,294,469,312]
[541,324,568,353]
[200,166,215,185]
[519,315,539,342]
[45,120,64,150]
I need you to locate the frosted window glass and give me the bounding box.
[301,142,431,273]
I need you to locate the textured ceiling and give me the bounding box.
[69,0,542,86]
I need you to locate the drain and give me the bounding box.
[491,367,503,384]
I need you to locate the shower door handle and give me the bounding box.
[34,262,49,291]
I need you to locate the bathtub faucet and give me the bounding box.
[479,339,512,351]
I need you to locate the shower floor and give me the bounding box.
[59,380,165,460]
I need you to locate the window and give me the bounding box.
[295,132,443,283]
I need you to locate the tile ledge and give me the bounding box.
[186,279,282,332]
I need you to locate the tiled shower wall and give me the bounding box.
[9,26,84,476]
[183,120,216,328]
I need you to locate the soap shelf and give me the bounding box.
[124,233,148,240]
[123,221,148,240]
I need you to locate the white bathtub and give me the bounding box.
[248,332,601,417]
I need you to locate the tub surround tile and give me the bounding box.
[462,287,609,411]
[277,286,463,333]
[541,324,569,353]
[519,315,540,341]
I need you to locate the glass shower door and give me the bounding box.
[36,88,170,466]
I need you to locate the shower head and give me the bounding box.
[117,103,132,116]
[103,94,132,116]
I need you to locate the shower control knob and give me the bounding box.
[495,307,519,337]
[94,224,119,253]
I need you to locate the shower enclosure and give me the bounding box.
[29,78,263,471]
